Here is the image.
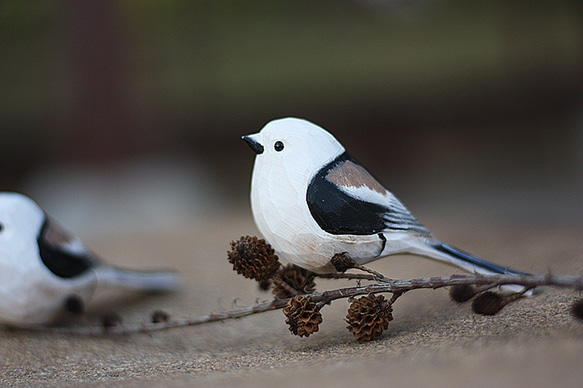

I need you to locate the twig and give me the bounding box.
[350,263,390,282]
[19,272,583,336]
[271,274,300,296]
[25,298,291,336]
[316,273,377,281]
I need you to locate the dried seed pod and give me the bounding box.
[346,294,393,342]
[449,284,478,303]
[227,236,280,281]
[65,295,85,314]
[273,264,317,299]
[102,312,122,328]
[151,310,170,323]
[283,295,322,337]
[258,279,272,292]
[570,299,583,322]
[471,291,507,316]
[330,252,357,273]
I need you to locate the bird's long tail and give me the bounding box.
[420,241,535,295]
[428,242,528,276]
[93,265,181,293]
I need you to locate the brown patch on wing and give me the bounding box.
[326,160,387,194]
[43,218,77,247]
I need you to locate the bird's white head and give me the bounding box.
[242,118,347,271]
[243,117,345,180]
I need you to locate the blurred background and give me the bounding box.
[3,3,583,382]
[1,0,583,236]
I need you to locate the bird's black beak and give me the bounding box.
[242,135,264,154]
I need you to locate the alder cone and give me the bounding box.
[346,294,393,342]
[227,236,280,281]
[273,264,317,299]
[471,291,506,316]
[283,295,322,337]
[449,284,477,303]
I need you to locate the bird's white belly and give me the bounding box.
[0,246,97,326]
[282,231,384,273]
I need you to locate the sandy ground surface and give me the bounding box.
[2,198,583,387]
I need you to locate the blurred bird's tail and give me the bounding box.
[94,265,181,293]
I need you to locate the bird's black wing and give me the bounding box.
[306,152,430,236]
[37,217,97,278]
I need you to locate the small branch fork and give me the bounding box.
[22,272,583,336]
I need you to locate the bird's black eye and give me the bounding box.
[274,141,284,152]
[0,223,3,232]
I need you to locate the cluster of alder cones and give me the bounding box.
[227,235,583,341]
[228,235,396,341]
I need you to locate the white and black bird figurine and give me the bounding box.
[243,117,530,282]
[0,192,181,327]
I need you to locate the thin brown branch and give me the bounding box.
[316,273,378,281]
[271,273,300,296]
[20,272,583,336]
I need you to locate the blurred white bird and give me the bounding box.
[0,192,181,327]
[243,117,530,282]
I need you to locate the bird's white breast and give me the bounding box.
[250,154,386,273]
